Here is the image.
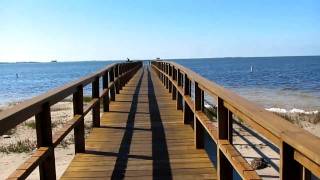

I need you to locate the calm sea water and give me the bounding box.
[0,61,113,107]
[1,56,319,111]
[174,56,320,111]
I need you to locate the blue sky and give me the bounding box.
[0,0,319,62]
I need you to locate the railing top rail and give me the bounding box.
[0,61,139,135]
[155,60,320,166]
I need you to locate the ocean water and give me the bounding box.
[174,56,320,111]
[0,61,113,107]
[0,56,320,112]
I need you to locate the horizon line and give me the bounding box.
[1,54,320,63]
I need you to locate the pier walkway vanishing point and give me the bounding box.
[1,61,320,180]
[61,66,216,179]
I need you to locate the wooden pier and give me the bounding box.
[1,61,320,180]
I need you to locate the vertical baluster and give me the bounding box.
[163,63,166,86]
[115,65,120,94]
[165,63,167,87]
[118,64,123,90]
[194,82,204,149]
[103,71,109,112]
[35,103,56,180]
[228,111,233,144]
[164,63,167,87]
[92,77,100,127]
[183,74,192,124]
[166,64,170,89]
[176,70,183,110]
[217,97,233,179]
[168,64,172,93]
[280,142,303,180]
[161,63,164,84]
[73,85,85,153]
[110,67,115,101]
[172,67,177,100]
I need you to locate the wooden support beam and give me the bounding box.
[165,64,169,89]
[73,85,85,153]
[103,71,109,112]
[228,111,233,144]
[35,103,56,180]
[194,82,204,149]
[218,149,233,180]
[92,77,100,127]
[281,142,303,180]
[183,74,192,124]
[169,64,172,93]
[172,67,177,100]
[115,65,120,94]
[177,70,183,110]
[109,68,115,101]
[217,97,233,180]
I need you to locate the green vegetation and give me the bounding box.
[275,112,320,124]
[0,139,36,153]
[83,96,92,102]
[204,106,217,121]
[59,138,74,148]
[24,121,36,129]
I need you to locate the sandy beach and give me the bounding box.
[0,101,319,179]
[0,101,93,179]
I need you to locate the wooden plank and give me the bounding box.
[153,61,320,169]
[294,150,320,178]
[61,66,217,179]
[7,147,50,180]
[53,115,82,147]
[219,140,261,180]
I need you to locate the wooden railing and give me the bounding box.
[151,60,320,180]
[0,61,142,180]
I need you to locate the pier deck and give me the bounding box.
[61,67,217,179]
[3,61,320,180]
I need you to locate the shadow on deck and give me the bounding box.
[61,66,216,179]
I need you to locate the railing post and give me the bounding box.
[217,97,233,179]
[115,65,120,94]
[168,64,172,93]
[164,63,167,87]
[280,142,303,180]
[183,74,192,124]
[103,71,109,112]
[110,67,115,101]
[176,70,183,110]
[228,111,233,144]
[118,64,123,90]
[161,63,164,84]
[35,103,56,180]
[73,85,85,153]
[166,64,169,90]
[172,66,177,100]
[194,82,204,149]
[92,77,100,127]
[159,63,161,82]
[164,63,167,88]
